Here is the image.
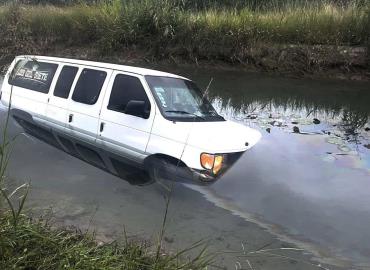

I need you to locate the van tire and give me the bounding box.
[147,158,170,183]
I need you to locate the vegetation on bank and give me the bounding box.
[0,0,368,68]
[0,212,211,270]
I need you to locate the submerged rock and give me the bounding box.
[269,120,283,127]
[338,145,351,152]
[246,114,258,119]
[326,136,344,145]
[297,119,313,125]
[164,236,175,243]
[313,118,321,124]
[364,144,370,149]
[322,154,336,163]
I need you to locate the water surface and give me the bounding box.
[1,70,370,269]
[171,68,370,268]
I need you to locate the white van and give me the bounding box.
[0,56,261,185]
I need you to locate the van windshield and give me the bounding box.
[145,76,224,122]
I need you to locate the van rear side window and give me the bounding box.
[54,66,78,99]
[72,68,106,105]
[8,60,58,93]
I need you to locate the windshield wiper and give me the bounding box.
[205,111,225,120]
[165,110,206,120]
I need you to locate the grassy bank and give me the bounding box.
[0,212,211,270]
[0,0,369,75]
[1,0,368,48]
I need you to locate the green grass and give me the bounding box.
[0,212,211,270]
[0,0,368,62]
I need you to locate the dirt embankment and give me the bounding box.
[0,44,369,81]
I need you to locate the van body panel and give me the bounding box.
[66,67,113,144]
[11,90,48,122]
[186,120,262,153]
[150,115,193,144]
[0,55,262,184]
[46,64,81,133]
[178,144,204,170]
[13,55,188,79]
[145,114,193,160]
[97,71,155,163]
[146,133,187,161]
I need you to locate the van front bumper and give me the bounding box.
[191,169,218,183]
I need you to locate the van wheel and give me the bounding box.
[147,159,170,183]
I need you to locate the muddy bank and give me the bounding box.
[0,44,369,81]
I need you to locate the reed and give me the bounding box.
[0,0,368,62]
[0,212,212,269]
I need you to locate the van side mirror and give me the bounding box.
[124,100,149,119]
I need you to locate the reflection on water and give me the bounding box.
[180,68,370,161]
[203,71,369,143]
[1,69,370,268]
[164,67,370,267]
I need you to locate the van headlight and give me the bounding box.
[200,153,224,175]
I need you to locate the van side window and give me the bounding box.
[108,74,150,116]
[72,68,107,105]
[54,66,78,98]
[8,60,58,93]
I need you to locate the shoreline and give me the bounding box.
[1,1,368,81]
[1,44,369,82]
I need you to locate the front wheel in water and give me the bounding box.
[147,159,171,184]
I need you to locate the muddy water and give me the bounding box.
[1,70,370,269]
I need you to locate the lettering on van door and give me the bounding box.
[9,60,58,93]
[17,67,49,85]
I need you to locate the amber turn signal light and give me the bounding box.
[200,153,224,174]
[200,153,214,170]
[213,155,223,174]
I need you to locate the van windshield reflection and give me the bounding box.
[145,76,224,122]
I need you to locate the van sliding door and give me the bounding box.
[67,67,112,144]
[46,64,79,133]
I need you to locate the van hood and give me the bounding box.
[186,120,262,153]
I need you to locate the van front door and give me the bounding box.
[67,67,112,144]
[97,72,155,164]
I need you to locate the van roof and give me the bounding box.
[17,55,189,80]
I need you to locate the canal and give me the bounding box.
[1,68,369,269]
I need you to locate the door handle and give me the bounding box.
[100,122,105,132]
[69,114,73,123]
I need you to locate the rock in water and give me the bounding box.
[246,114,258,119]
[293,126,300,133]
[266,128,271,133]
[313,118,321,124]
